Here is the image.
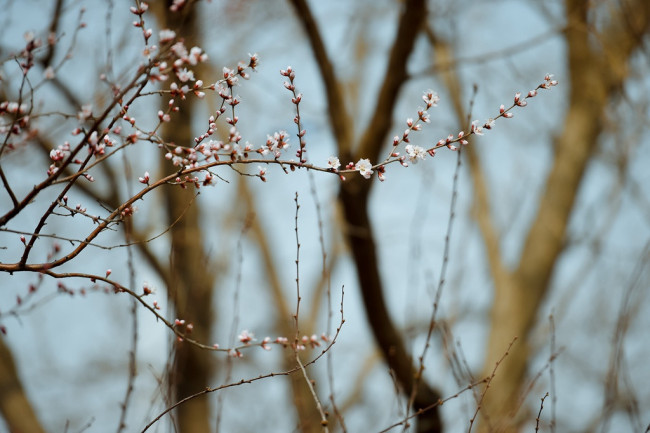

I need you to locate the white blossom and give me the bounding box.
[405,145,426,163]
[176,68,194,82]
[355,158,373,179]
[159,29,176,43]
[327,156,341,170]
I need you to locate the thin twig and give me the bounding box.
[535,393,550,433]
[141,286,345,433]
[296,354,329,431]
[407,87,471,419]
[599,242,649,433]
[467,337,517,433]
[216,214,252,431]
[514,345,564,418]
[116,127,139,433]
[378,379,487,433]
[549,314,557,433]
[308,169,348,431]
[293,192,302,339]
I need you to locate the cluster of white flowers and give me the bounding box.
[159,29,176,43]
[259,131,290,157]
[355,159,373,179]
[327,156,341,170]
[405,145,426,163]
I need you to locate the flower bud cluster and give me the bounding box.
[169,0,186,12]
[281,66,308,163]
[17,32,44,75]
[130,2,153,44]
[181,54,258,175]
[1,101,32,152]
[221,330,331,357]
[329,75,557,181]
[0,275,119,335]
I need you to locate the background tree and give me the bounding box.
[0,1,649,432]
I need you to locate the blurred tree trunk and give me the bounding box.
[152,1,333,428]
[339,177,443,433]
[154,2,216,432]
[467,1,650,431]
[290,0,443,431]
[238,178,326,432]
[0,338,45,433]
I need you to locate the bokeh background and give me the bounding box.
[1,0,649,432]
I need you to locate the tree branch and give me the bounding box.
[356,0,427,162]
[287,0,353,157]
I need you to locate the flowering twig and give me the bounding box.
[281,66,308,164]
[141,286,345,433]
[0,71,556,274]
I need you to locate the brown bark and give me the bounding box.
[0,338,45,433]
[165,182,215,433]
[154,2,216,432]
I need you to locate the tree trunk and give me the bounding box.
[157,2,216,432]
[478,1,650,430]
[0,338,45,433]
